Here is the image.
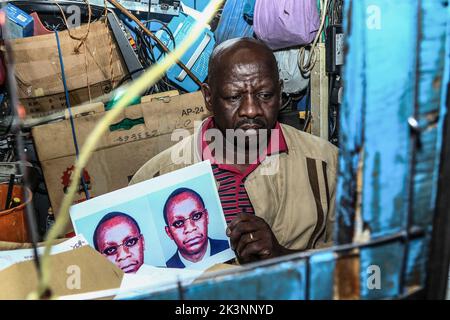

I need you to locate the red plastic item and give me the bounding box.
[65,231,76,238]
[30,12,53,36]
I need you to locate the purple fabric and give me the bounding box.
[254,0,320,50]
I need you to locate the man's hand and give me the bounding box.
[227,213,290,264]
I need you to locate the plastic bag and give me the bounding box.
[254,0,320,50]
[274,48,310,94]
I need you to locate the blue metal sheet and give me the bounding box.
[405,236,430,291]
[127,260,307,300]
[361,0,418,238]
[412,0,450,228]
[309,252,336,300]
[214,0,254,45]
[335,0,365,243]
[336,0,449,238]
[360,242,404,299]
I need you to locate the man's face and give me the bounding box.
[202,48,282,144]
[96,216,145,273]
[165,193,209,260]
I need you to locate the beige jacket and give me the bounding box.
[130,121,339,251]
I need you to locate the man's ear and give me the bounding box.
[201,83,213,113]
[165,226,174,240]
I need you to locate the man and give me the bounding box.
[93,212,145,273]
[164,187,230,268]
[131,38,338,264]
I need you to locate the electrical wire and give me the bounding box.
[133,20,179,93]
[33,0,224,299]
[279,96,292,113]
[298,0,329,74]
[54,30,91,200]
[144,19,176,53]
[302,82,312,132]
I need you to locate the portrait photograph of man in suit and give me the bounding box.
[163,187,230,268]
[93,211,145,274]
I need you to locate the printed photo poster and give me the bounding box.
[70,161,235,274]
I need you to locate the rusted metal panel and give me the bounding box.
[333,251,360,299]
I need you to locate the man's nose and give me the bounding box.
[116,245,131,261]
[238,94,263,119]
[184,218,197,233]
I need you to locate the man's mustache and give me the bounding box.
[234,118,267,130]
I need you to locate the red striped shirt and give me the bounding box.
[201,117,288,223]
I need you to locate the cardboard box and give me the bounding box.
[9,20,127,115]
[32,91,209,233]
[0,245,123,300]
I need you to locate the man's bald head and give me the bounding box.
[207,38,279,88]
[201,37,283,141]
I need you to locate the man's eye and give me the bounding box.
[173,220,184,228]
[125,238,138,247]
[227,95,240,102]
[258,93,274,100]
[192,212,203,220]
[103,247,117,256]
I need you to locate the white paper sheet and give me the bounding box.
[0,234,88,272]
[57,264,203,300]
[114,264,203,299]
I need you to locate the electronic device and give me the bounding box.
[88,0,149,12]
[107,12,144,81]
[88,0,179,17]
[326,25,344,74]
[152,12,215,92]
[4,3,34,39]
[150,0,180,16]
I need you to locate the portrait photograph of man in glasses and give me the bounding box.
[93,212,145,274]
[71,161,235,271]
[163,188,230,269]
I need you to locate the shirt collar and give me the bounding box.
[200,116,288,165]
[178,239,211,268]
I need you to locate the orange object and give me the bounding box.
[30,12,53,36]
[0,11,5,26]
[0,184,33,243]
[17,104,26,119]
